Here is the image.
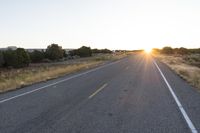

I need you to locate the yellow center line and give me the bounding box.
[88,83,108,99]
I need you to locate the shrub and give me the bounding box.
[92,48,112,54]
[101,49,112,53]
[45,44,64,60]
[30,50,45,63]
[77,46,92,57]
[177,47,188,55]
[161,46,174,54]
[0,51,5,67]
[63,50,68,58]
[188,48,200,54]
[69,49,78,57]
[3,49,18,67]
[3,48,30,68]
[16,48,31,67]
[92,49,99,54]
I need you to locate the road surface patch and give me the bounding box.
[153,60,198,133]
[0,60,121,104]
[125,66,129,70]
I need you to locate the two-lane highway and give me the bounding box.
[0,54,200,133]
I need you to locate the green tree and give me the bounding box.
[45,44,64,60]
[0,51,5,67]
[3,48,30,68]
[3,49,18,67]
[77,46,92,57]
[29,50,45,63]
[15,48,30,67]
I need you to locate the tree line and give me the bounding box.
[0,44,112,68]
[153,46,200,55]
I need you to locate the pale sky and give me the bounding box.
[0,0,200,50]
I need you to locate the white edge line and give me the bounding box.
[153,60,198,133]
[0,60,121,104]
[88,83,107,99]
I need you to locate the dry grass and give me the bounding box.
[0,61,103,92]
[0,53,128,93]
[92,53,128,61]
[155,54,200,90]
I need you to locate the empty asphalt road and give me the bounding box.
[0,53,200,133]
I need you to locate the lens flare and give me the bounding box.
[144,48,152,54]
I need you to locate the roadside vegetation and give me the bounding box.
[0,44,129,92]
[153,47,200,91]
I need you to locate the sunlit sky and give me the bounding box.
[0,0,200,50]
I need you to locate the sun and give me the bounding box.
[144,48,152,54]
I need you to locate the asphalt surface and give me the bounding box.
[0,53,200,133]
